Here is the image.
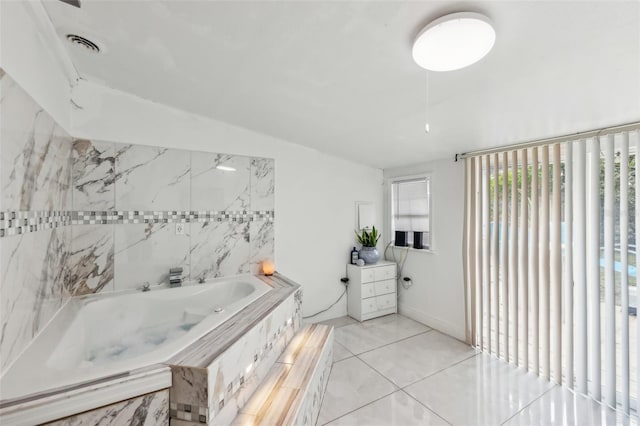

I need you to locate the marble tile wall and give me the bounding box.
[0,70,276,375]
[71,139,275,291]
[0,70,73,374]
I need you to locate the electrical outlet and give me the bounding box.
[175,223,185,235]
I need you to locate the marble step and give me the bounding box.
[233,324,334,426]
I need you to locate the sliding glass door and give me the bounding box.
[463,128,639,414]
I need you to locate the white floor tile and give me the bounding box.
[334,314,431,355]
[404,355,553,426]
[317,357,397,425]
[324,390,450,426]
[503,386,637,426]
[333,342,354,363]
[317,315,635,426]
[359,331,477,387]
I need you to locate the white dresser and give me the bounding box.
[346,261,397,321]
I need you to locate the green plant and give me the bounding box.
[355,226,380,247]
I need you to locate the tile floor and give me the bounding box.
[314,314,636,426]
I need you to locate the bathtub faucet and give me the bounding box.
[169,267,184,287]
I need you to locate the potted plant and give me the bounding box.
[355,226,381,264]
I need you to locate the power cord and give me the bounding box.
[302,277,350,320]
[302,288,347,319]
[384,240,412,289]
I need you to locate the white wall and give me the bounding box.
[0,1,76,131]
[383,159,466,341]
[71,80,384,322]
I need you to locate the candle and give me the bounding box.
[262,260,275,276]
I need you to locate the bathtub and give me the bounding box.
[0,275,271,402]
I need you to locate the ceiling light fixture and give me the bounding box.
[216,165,236,172]
[412,12,496,71]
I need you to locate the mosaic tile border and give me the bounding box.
[0,210,275,238]
[170,402,208,423]
[72,210,274,225]
[0,210,72,237]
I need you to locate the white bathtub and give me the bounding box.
[0,275,271,401]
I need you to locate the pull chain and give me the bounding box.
[425,71,430,133]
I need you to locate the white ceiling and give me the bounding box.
[43,0,640,169]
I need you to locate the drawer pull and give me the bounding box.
[374,280,396,296]
[374,265,397,281]
[361,269,376,283]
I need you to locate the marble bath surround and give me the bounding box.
[46,389,170,426]
[0,71,275,383]
[0,274,301,425]
[169,274,303,425]
[1,275,271,401]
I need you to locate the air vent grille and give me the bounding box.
[58,0,81,7]
[66,34,100,53]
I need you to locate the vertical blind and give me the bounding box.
[463,128,639,413]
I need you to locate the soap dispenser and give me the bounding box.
[350,247,359,265]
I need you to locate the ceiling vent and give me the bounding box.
[58,0,81,7]
[66,34,100,53]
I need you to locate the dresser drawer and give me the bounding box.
[374,265,396,281]
[361,268,376,283]
[376,293,396,310]
[361,297,378,314]
[374,279,396,296]
[362,283,376,298]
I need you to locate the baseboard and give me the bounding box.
[398,303,465,341]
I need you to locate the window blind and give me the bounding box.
[463,128,639,413]
[391,178,430,246]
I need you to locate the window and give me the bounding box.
[390,176,432,248]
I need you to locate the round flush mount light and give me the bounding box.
[412,12,495,71]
